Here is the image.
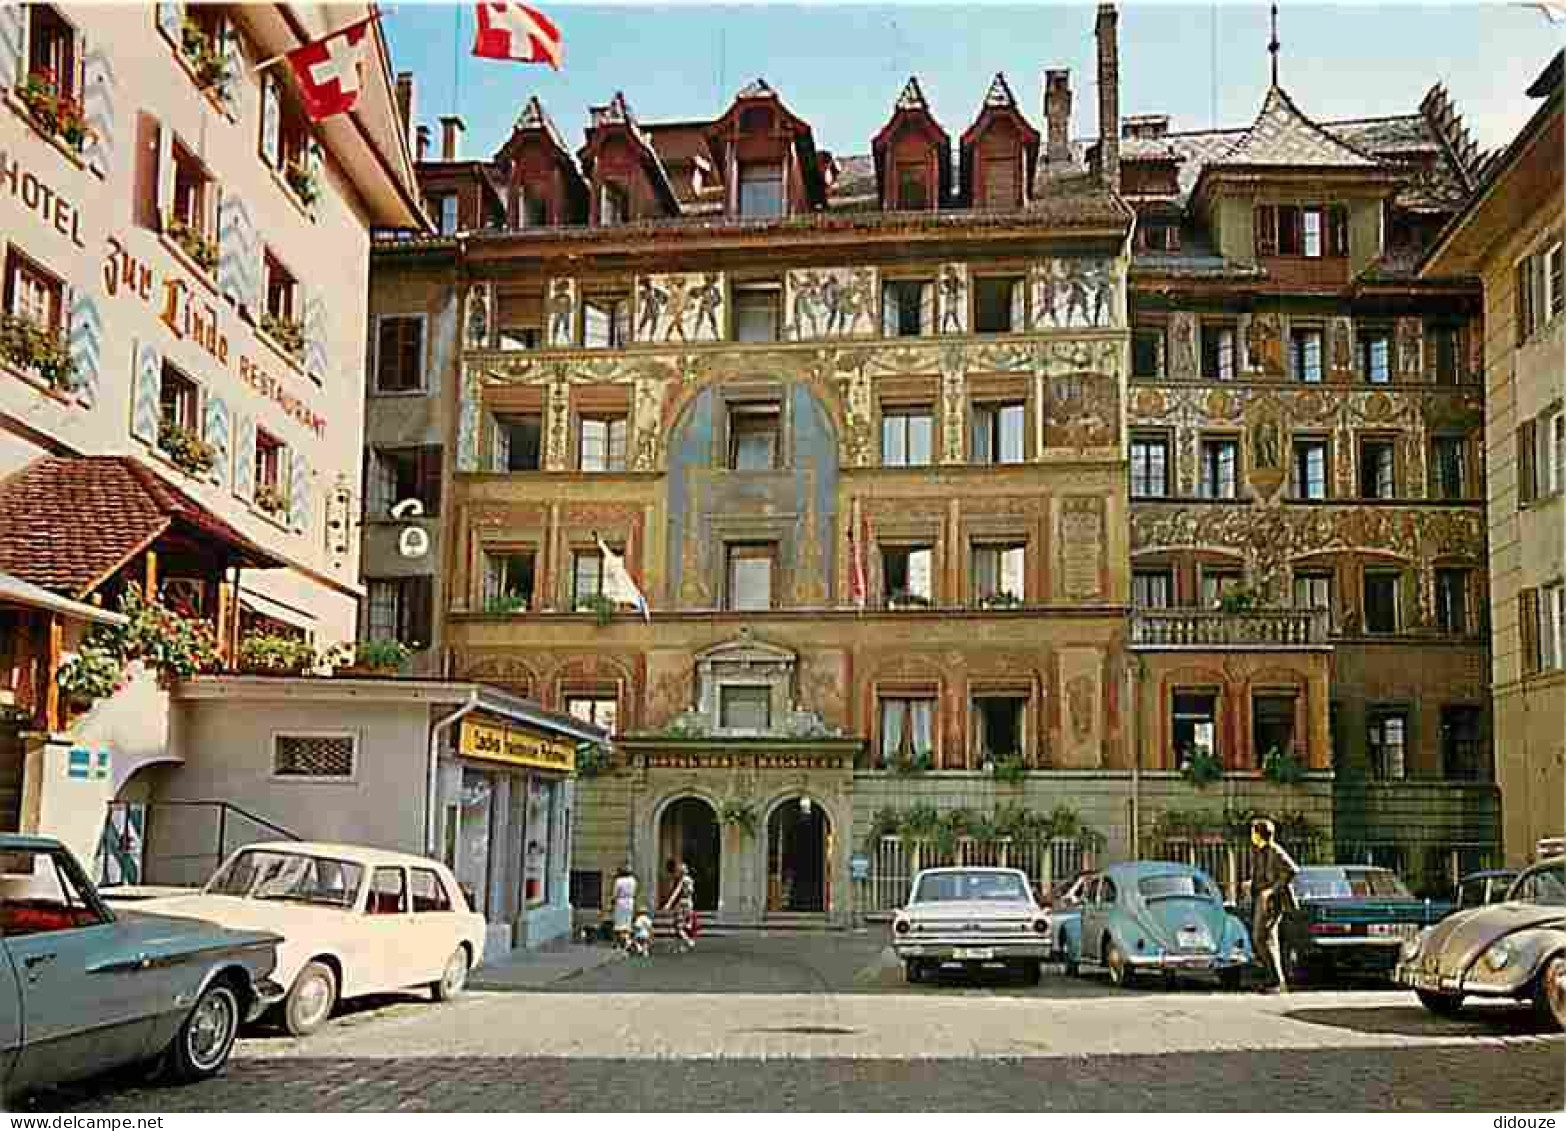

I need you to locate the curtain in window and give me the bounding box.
[880,700,904,765]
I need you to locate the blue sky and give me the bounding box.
[384,4,1562,162]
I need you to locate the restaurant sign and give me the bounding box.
[458,719,576,774]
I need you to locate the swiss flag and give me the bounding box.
[285,20,372,121]
[472,3,562,70]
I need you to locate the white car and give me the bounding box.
[138,842,485,1035]
[892,866,1052,984]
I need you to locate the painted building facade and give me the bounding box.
[1420,51,1565,867]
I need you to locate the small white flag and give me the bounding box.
[597,537,650,622]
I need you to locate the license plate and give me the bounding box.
[1369,923,1417,940]
[953,947,994,960]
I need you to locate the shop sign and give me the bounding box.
[0,150,87,248]
[459,719,575,774]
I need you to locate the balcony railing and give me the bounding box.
[1131,608,1331,649]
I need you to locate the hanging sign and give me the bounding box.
[459,718,575,774]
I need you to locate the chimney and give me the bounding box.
[1123,114,1170,140]
[394,71,416,152]
[415,124,432,163]
[1043,69,1073,166]
[1094,4,1120,193]
[439,115,466,161]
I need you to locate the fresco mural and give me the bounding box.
[636,273,727,344]
[786,268,879,340]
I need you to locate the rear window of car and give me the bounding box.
[1512,862,1566,906]
[411,868,453,912]
[1138,874,1218,901]
[1295,868,1410,899]
[913,871,1030,903]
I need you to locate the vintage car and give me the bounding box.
[1266,865,1452,983]
[1042,872,1093,961]
[137,842,485,1036]
[1396,855,1565,1029]
[1454,870,1519,911]
[891,866,1052,984]
[1062,862,1252,989]
[0,834,280,1104]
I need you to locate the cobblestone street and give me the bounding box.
[26,934,1565,1112]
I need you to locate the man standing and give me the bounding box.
[1250,818,1298,993]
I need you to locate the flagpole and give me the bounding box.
[250,9,388,75]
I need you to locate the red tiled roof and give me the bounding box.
[0,456,285,598]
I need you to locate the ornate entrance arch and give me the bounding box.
[765,797,832,914]
[655,795,721,911]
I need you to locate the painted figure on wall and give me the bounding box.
[636,276,668,340]
[788,268,875,340]
[466,285,490,350]
[548,279,575,346]
[792,271,823,339]
[663,280,692,342]
[1332,317,1353,373]
[1398,319,1422,378]
[1247,313,1283,376]
[939,265,966,334]
[1090,260,1115,327]
[1252,420,1282,470]
[692,274,724,340]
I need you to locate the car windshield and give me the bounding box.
[912,871,1030,903]
[1293,867,1410,900]
[1510,861,1566,906]
[1138,873,1219,902]
[207,850,363,908]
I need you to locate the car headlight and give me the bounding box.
[1482,940,1514,972]
[894,918,912,935]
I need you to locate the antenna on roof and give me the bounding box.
[1211,3,1218,128]
[1268,3,1280,87]
[451,5,462,116]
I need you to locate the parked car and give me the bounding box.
[1396,855,1566,1029]
[891,866,1052,984]
[1042,872,1093,961]
[136,842,485,1036]
[0,834,280,1104]
[1455,870,1520,911]
[1061,862,1252,989]
[1259,865,1453,984]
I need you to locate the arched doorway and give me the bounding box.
[767,799,830,914]
[657,796,720,911]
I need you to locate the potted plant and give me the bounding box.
[0,311,77,390]
[891,747,932,775]
[354,638,410,675]
[180,19,230,90]
[979,590,1024,610]
[111,583,222,682]
[1218,585,1265,614]
[990,754,1028,785]
[579,592,616,627]
[1179,746,1224,789]
[254,482,289,519]
[236,632,317,676]
[165,215,218,273]
[574,741,612,778]
[56,644,126,709]
[285,155,321,207]
[1261,745,1307,786]
[485,592,529,615]
[157,420,217,478]
[259,310,305,361]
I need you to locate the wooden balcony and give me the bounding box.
[1130,608,1331,650]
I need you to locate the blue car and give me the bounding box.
[0,835,281,1105]
[1060,861,1253,990]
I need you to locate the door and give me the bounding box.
[4,846,152,1091]
[409,866,460,984]
[357,866,415,992]
[1082,876,1115,963]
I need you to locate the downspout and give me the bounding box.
[1123,203,1139,863]
[426,690,481,856]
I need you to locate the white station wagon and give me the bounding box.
[139,842,486,1035]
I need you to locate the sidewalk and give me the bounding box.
[469,940,621,991]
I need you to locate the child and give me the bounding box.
[630,907,654,959]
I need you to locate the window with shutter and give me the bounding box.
[375,316,423,393]
[981,143,1018,210]
[134,113,161,230]
[1517,257,1535,345]
[1255,206,1278,256]
[1519,417,1539,506]
[1519,588,1541,676]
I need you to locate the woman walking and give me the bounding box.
[611,865,637,952]
[661,862,697,952]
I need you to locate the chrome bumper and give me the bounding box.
[895,939,1052,961]
[1126,951,1247,971]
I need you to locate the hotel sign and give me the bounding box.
[458,719,576,774]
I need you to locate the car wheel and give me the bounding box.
[1061,933,1078,977]
[1106,939,1134,989]
[903,959,921,985]
[1218,967,1244,993]
[1531,953,1566,1031]
[1023,958,1043,986]
[431,947,470,1003]
[1415,988,1465,1018]
[284,961,339,1037]
[167,978,240,1084]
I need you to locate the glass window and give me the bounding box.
[26,6,77,102]
[1132,569,1172,609]
[0,848,105,937]
[410,869,453,913]
[1200,569,1242,609]
[567,696,618,734]
[1293,572,1332,613]
[1545,409,1565,495]
[729,406,780,470]
[1253,693,1296,764]
[879,697,935,768]
[583,296,630,349]
[719,686,771,730]
[1431,436,1467,499]
[1130,435,1169,498]
[882,545,933,604]
[971,402,1025,464]
[524,777,554,908]
[726,544,774,611]
[1360,327,1392,383]
[579,417,628,472]
[882,408,933,467]
[895,164,928,210]
[1541,582,1564,670]
[367,867,407,915]
[1360,439,1396,499]
[1172,692,1217,766]
[1430,324,1463,385]
[1292,439,1328,499]
[1139,873,1219,902]
[1302,208,1323,258]
[375,316,424,393]
[973,695,1026,762]
[1364,571,1400,634]
[484,551,535,611]
[973,543,1025,604]
[738,163,784,218]
[1200,439,1238,499]
[1202,325,1236,381]
[1291,329,1323,382]
[255,429,287,506]
[599,182,629,225]
[572,550,605,608]
[973,277,1021,333]
[208,850,363,908]
[493,414,542,472]
[1440,705,1483,780]
[1435,569,1469,634]
[170,141,214,244]
[733,288,780,343]
[158,363,201,434]
[1132,328,1165,379]
[434,195,458,235]
[882,280,932,338]
[1546,241,1564,320]
[1368,711,1407,780]
[912,870,1030,904]
[1513,861,1566,906]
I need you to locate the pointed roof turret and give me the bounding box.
[873,75,952,206]
[983,72,1020,109]
[896,75,930,112]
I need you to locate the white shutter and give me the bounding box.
[66,288,100,406]
[1009,279,1026,332]
[155,2,184,44]
[919,282,935,336]
[204,395,230,488]
[80,38,116,177]
[154,123,174,230]
[217,193,257,311]
[232,415,255,501]
[304,285,327,383]
[260,74,281,169]
[130,341,162,444]
[881,285,898,337]
[0,4,24,91]
[289,450,311,534]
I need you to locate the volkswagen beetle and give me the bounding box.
[1395,854,1565,1029]
[1061,861,1252,989]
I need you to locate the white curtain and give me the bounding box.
[881,700,904,765]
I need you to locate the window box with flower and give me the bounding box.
[0,312,76,392]
[237,632,317,676]
[164,215,219,275]
[158,420,216,478]
[284,153,321,209]
[259,310,305,364]
[14,68,92,154]
[978,590,1024,611]
[254,482,289,519]
[179,19,232,98]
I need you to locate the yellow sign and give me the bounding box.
[459,719,576,774]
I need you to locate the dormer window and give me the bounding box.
[896,163,929,210]
[738,162,784,218]
[1256,204,1348,258]
[600,182,629,226]
[979,138,1020,210]
[520,189,549,227]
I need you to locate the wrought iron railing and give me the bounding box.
[861,836,1096,916]
[1131,608,1330,649]
[98,799,300,889]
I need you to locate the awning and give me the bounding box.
[0,570,127,626]
[238,587,317,632]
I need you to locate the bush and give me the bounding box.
[1261,746,1307,786]
[575,741,613,778]
[890,747,932,775]
[485,593,529,614]
[354,638,410,671]
[237,633,317,675]
[57,644,125,704]
[990,755,1028,785]
[1180,747,1224,789]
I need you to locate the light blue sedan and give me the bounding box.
[0,834,281,1105]
[1060,861,1253,990]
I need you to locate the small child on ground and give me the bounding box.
[630,907,654,959]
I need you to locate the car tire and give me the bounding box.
[1061,933,1078,977]
[431,946,470,1003]
[1106,939,1134,989]
[1021,959,1043,986]
[1531,953,1566,1031]
[903,959,921,985]
[284,960,339,1037]
[167,978,240,1084]
[1218,967,1244,992]
[1415,988,1465,1018]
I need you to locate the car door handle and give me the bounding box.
[22,953,55,970]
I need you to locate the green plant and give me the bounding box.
[285,157,320,207]
[16,69,91,151]
[890,747,932,775]
[580,592,616,627]
[575,741,612,778]
[1260,746,1307,786]
[101,583,222,681]
[718,797,758,837]
[867,806,902,843]
[1179,746,1224,788]
[990,755,1028,784]
[236,632,317,675]
[979,590,1024,610]
[1218,585,1265,613]
[180,20,230,90]
[56,643,126,705]
[260,310,305,361]
[354,638,410,672]
[158,420,217,478]
[485,592,529,614]
[887,590,932,609]
[254,482,289,517]
[165,216,218,273]
[899,803,943,844]
[0,312,76,391]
